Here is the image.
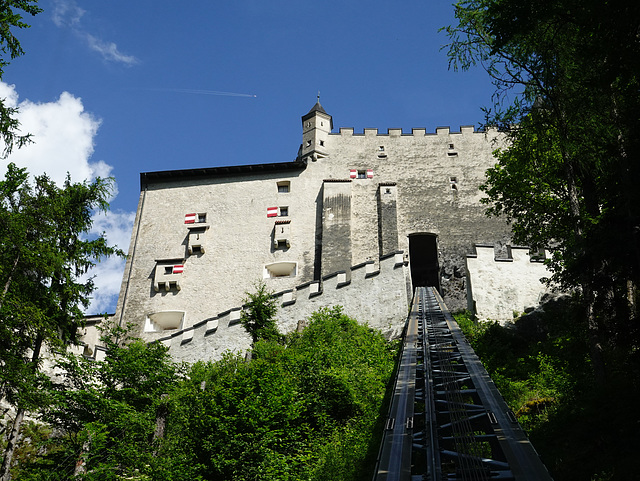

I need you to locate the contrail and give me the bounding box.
[145,87,257,98]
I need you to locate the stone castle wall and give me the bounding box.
[466,245,552,322]
[113,104,519,358]
[161,252,409,364]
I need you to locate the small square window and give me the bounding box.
[449,143,455,149]
[164,266,173,275]
[197,213,206,223]
[379,145,385,151]
[277,181,290,193]
[279,207,288,217]
[319,140,324,146]
[357,170,366,179]
[306,140,311,147]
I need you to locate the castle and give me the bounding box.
[104,101,550,363]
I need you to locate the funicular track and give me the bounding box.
[373,287,552,481]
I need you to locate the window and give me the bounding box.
[264,262,297,278]
[379,145,385,151]
[319,140,324,146]
[449,143,455,149]
[357,170,367,179]
[145,311,185,332]
[185,212,207,224]
[154,261,184,291]
[279,206,288,217]
[306,140,311,147]
[450,176,458,190]
[277,181,290,193]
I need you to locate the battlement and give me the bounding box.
[466,244,552,322]
[150,251,408,364]
[333,125,484,137]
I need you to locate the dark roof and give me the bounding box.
[302,101,332,124]
[140,160,306,189]
[307,101,326,115]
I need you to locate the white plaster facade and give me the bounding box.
[466,245,552,322]
[110,101,548,360]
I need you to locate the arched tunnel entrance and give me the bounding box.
[408,233,441,293]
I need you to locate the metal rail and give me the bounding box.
[373,287,553,481]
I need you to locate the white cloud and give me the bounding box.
[1,81,133,314]
[84,210,135,314]
[52,0,85,27]
[85,33,138,66]
[51,0,138,65]
[3,88,101,185]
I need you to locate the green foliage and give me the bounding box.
[0,163,121,479]
[444,0,640,383]
[162,306,397,481]
[0,1,41,156]
[0,163,121,406]
[10,308,397,480]
[455,304,640,480]
[12,324,182,480]
[240,281,281,346]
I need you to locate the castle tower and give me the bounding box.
[300,97,332,161]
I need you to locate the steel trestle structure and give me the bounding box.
[373,287,552,481]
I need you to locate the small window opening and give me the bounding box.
[306,140,311,147]
[191,245,202,254]
[164,266,173,275]
[357,170,367,179]
[320,121,324,126]
[379,145,385,151]
[385,188,392,194]
[279,206,289,217]
[449,143,455,149]
[277,181,290,193]
[197,213,206,223]
[264,261,297,278]
[306,121,311,128]
[450,176,458,190]
[276,240,288,249]
[319,140,324,146]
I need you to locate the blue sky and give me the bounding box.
[2,0,496,313]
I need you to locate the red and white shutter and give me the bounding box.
[349,169,357,179]
[267,207,278,218]
[184,213,196,224]
[367,169,374,179]
[172,265,184,274]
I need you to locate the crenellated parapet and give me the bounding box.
[334,125,487,137]
[144,251,409,364]
[465,244,552,323]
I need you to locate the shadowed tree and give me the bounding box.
[0,163,120,480]
[443,0,640,383]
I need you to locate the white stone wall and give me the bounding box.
[114,105,514,350]
[466,245,552,322]
[164,251,409,363]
